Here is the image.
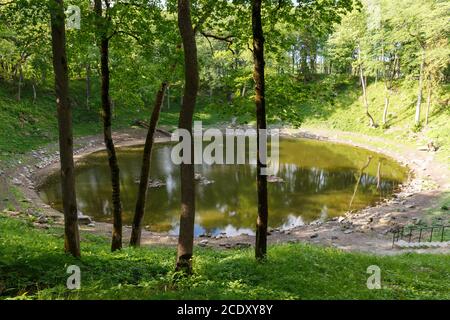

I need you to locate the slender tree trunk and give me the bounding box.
[291,49,295,75]
[176,0,199,274]
[359,65,376,127]
[130,81,168,246]
[382,92,390,126]
[94,0,122,251]
[17,66,22,101]
[252,0,268,260]
[425,84,432,126]
[50,0,80,258]
[309,41,317,74]
[86,63,91,110]
[415,50,425,126]
[167,85,170,109]
[32,82,37,104]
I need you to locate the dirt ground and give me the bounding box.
[1,126,449,255]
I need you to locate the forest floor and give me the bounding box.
[1,214,449,299]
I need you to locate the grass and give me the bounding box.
[0,214,449,300]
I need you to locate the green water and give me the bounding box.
[38,139,408,236]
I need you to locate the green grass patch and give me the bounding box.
[0,214,449,300]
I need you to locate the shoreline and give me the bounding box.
[2,126,449,255]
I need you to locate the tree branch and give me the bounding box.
[200,31,235,54]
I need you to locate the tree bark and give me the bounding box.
[415,50,425,126]
[50,0,80,258]
[86,63,91,110]
[359,66,376,127]
[252,0,269,260]
[382,92,390,126]
[130,81,168,246]
[425,83,432,126]
[176,0,199,274]
[167,85,170,109]
[357,46,376,128]
[94,0,122,251]
[17,66,22,101]
[32,82,37,104]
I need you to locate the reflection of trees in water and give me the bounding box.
[39,142,403,235]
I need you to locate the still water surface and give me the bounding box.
[39,139,408,236]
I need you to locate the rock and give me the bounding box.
[233,242,251,249]
[194,173,215,185]
[134,178,166,188]
[87,223,96,227]
[405,204,415,209]
[33,223,49,230]
[343,230,353,234]
[331,236,339,240]
[267,175,284,183]
[379,217,392,225]
[12,178,22,186]
[198,240,209,247]
[4,210,20,217]
[199,233,211,238]
[310,233,319,239]
[37,215,48,224]
[338,216,346,223]
[148,179,166,188]
[77,212,93,225]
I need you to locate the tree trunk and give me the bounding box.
[359,66,376,127]
[130,81,168,246]
[50,0,80,258]
[415,50,425,126]
[86,63,91,110]
[382,93,390,126]
[176,0,199,274]
[17,66,23,101]
[167,85,170,109]
[382,68,390,127]
[94,0,122,251]
[425,84,432,126]
[252,0,268,260]
[300,46,309,82]
[32,82,37,104]
[381,46,390,127]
